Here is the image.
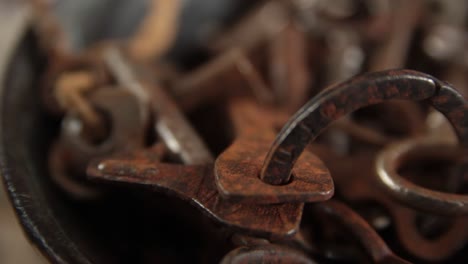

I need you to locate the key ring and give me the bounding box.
[215,69,468,205]
[376,137,468,215]
[260,69,468,186]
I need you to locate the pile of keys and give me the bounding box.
[31,0,468,263]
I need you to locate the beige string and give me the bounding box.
[54,71,100,126]
[53,0,182,135]
[127,0,182,62]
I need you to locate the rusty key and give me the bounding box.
[309,143,468,261]
[103,47,213,164]
[86,49,305,239]
[49,87,148,199]
[171,48,274,112]
[86,144,305,239]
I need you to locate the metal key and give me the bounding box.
[49,87,148,198]
[86,49,305,239]
[309,143,468,261]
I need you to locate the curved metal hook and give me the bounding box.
[261,69,468,185]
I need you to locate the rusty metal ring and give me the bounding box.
[376,138,468,215]
[61,86,147,159]
[260,69,468,185]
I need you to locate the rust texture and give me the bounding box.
[215,99,334,204]
[260,69,466,185]
[13,1,468,263]
[104,47,214,164]
[86,149,303,239]
[309,143,468,261]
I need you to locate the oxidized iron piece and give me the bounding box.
[308,144,468,261]
[15,1,468,263]
[312,200,410,264]
[377,138,468,215]
[87,50,305,239]
[172,48,273,112]
[104,47,214,164]
[269,22,309,111]
[60,87,148,157]
[87,148,304,239]
[49,87,147,198]
[215,100,334,204]
[259,69,468,185]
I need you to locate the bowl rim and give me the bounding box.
[0,3,92,263]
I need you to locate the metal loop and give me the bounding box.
[376,138,468,215]
[261,69,458,185]
[261,69,468,214]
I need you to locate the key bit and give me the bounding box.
[87,48,304,238]
[86,148,304,239]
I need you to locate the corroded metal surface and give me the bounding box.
[87,148,303,239]
[260,69,466,185]
[309,144,468,261]
[4,1,468,263]
[215,100,334,204]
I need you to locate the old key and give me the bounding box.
[309,143,468,261]
[49,86,148,199]
[86,49,305,239]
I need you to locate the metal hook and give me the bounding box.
[260,69,468,185]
